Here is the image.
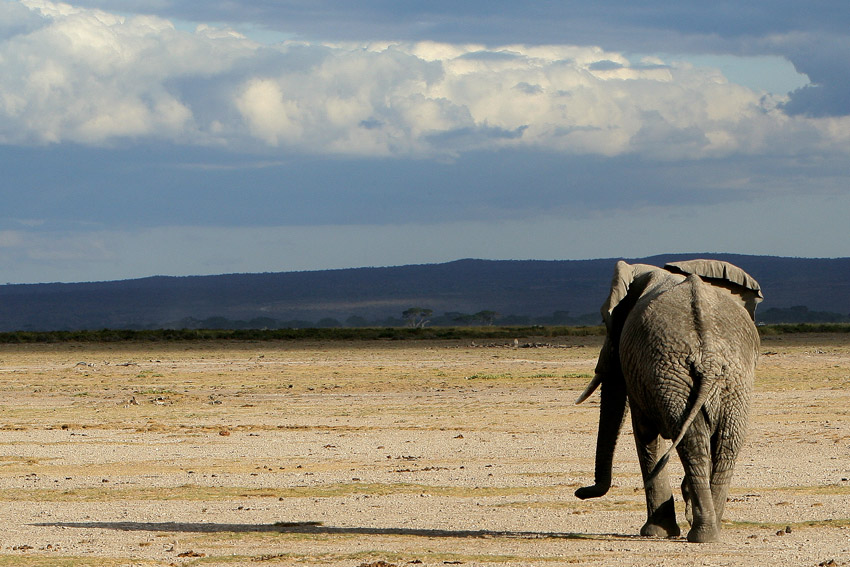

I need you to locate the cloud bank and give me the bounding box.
[3,1,848,162]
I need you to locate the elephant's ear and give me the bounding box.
[601,261,658,329]
[664,259,764,319]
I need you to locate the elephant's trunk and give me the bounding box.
[575,371,627,500]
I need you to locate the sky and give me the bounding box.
[1,1,849,284]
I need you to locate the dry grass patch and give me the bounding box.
[727,517,850,531]
[0,559,164,567]
[757,334,850,391]
[0,482,570,503]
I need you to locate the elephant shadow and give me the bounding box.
[33,520,673,542]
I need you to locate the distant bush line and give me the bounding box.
[756,323,850,335]
[0,326,605,343]
[0,324,848,343]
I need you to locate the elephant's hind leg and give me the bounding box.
[676,419,721,543]
[632,414,680,538]
[709,404,749,524]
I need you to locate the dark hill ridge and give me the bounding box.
[0,254,848,331]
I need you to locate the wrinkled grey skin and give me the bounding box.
[575,259,762,543]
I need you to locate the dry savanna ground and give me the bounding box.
[0,334,847,566]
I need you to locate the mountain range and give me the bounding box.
[1,254,848,331]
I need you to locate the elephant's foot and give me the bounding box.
[640,521,681,538]
[641,496,679,538]
[686,524,720,543]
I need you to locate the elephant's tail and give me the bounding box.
[647,274,724,484]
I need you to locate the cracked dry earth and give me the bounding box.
[0,334,847,567]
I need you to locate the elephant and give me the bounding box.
[574,259,763,543]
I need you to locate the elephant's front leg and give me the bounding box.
[631,414,680,538]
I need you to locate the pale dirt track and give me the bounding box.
[0,334,847,566]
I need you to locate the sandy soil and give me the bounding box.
[0,334,847,566]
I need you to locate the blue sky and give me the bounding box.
[1,0,848,283]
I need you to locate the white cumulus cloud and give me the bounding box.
[2,0,847,161]
[236,79,303,146]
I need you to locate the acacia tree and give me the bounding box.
[402,307,433,328]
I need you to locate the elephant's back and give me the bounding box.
[625,277,758,363]
[619,278,759,435]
